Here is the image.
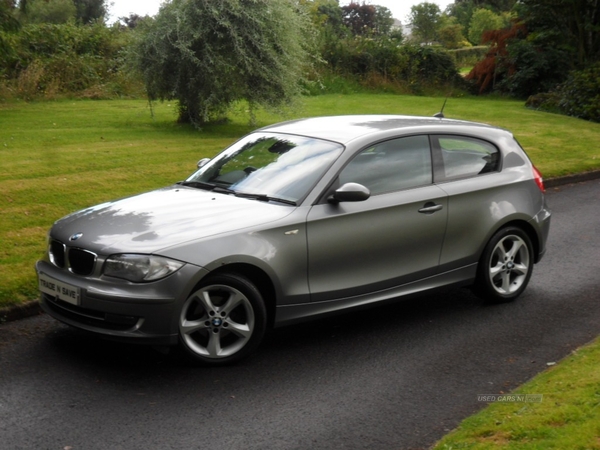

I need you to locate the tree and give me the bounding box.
[341,2,376,35]
[303,0,347,37]
[133,0,316,125]
[25,0,76,24]
[1,0,20,31]
[72,0,107,24]
[373,5,394,35]
[468,8,504,44]
[119,13,148,29]
[466,22,567,97]
[438,18,468,49]
[409,2,442,43]
[516,0,600,68]
[446,0,516,41]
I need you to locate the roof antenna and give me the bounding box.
[434,97,448,119]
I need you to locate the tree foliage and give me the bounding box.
[1,0,20,32]
[468,8,505,44]
[340,2,393,36]
[466,21,568,97]
[445,0,515,45]
[466,23,525,93]
[438,19,468,49]
[119,13,148,29]
[24,0,77,24]
[516,0,600,68]
[409,2,442,43]
[341,2,376,35]
[372,5,394,36]
[73,0,107,24]
[132,0,317,125]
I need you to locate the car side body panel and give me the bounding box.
[306,185,449,301]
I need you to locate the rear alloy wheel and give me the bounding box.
[179,273,267,365]
[474,227,534,304]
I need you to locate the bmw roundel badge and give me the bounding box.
[69,232,83,241]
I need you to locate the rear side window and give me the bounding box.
[433,135,500,181]
[339,135,432,195]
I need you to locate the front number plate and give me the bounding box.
[38,272,80,306]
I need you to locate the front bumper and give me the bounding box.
[36,260,208,345]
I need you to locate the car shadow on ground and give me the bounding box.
[41,286,487,374]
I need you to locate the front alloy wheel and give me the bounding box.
[179,273,267,365]
[474,227,534,303]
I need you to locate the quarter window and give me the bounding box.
[434,136,500,180]
[339,135,432,195]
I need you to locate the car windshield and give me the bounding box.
[185,132,344,204]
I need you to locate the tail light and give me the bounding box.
[532,165,545,193]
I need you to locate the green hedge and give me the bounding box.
[321,36,464,92]
[0,22,140,99]
[447,45,488,67]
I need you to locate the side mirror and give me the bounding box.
[197,158,210,169]
[328,182,371,204]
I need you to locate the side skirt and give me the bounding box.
[274,264,477,327]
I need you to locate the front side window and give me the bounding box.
[186,133,344,204]
[434,135,500,180]
[339,135,432,195]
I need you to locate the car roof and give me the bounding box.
[258,115,503,144]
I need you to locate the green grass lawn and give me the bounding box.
[433,335,600,449]
[1,94,599,309]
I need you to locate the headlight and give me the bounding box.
[103,254,184,282]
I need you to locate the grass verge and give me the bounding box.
[433,335,600,449]
[1,94,599,309]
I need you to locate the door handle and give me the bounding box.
[418,203,443,214]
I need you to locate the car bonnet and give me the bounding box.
[51,185,296,255]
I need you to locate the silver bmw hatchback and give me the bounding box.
[37,115,551,365]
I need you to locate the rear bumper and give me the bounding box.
[532,202,552,263]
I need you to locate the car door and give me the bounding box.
[306,135,449,302]
[430,134,504,269]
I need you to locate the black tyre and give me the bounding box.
[473,226,534,304]
[178,273,267,366]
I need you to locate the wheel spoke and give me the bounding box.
[499,272,512,293]
[506,238,524,259]
[512,262,529,276]
[206,331,222,357]
[180,319,209,336]
[197,290,216,313]
[220,291,246,315]
[226,320,252,339]
[494,243,508,262]
[490,261,505,278]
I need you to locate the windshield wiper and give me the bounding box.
[212,186,235,195]
[234,192,297,206]
[178,181,234,195]
[177,180,215,190]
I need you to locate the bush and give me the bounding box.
[495,38,568,98]
[321,36,463,93]
[448,46,487,67]
[0,22,139,99]
[558,63,600,122]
